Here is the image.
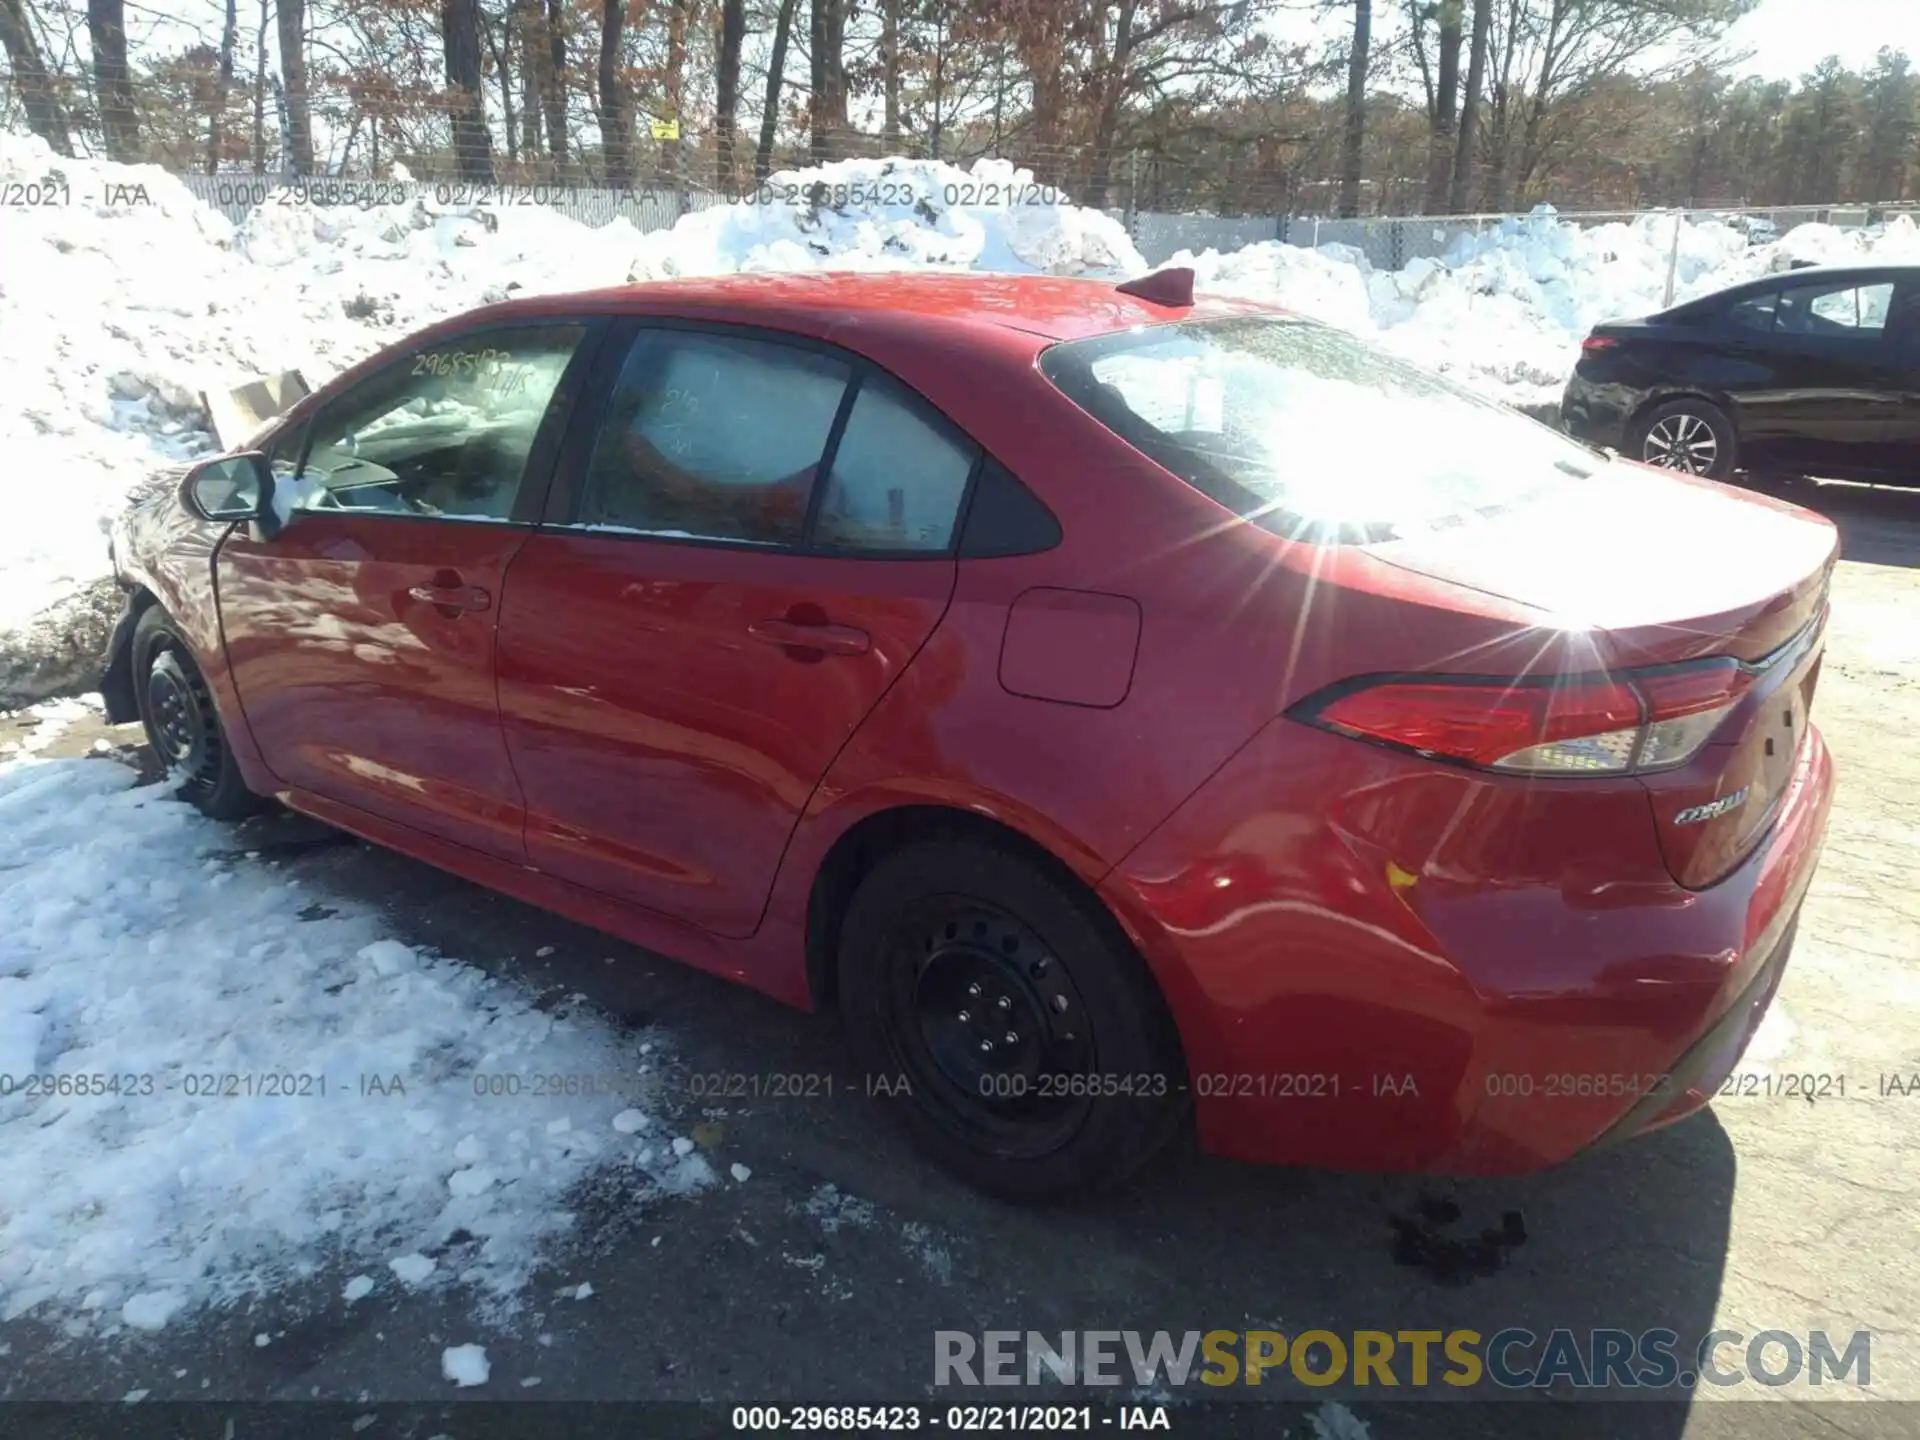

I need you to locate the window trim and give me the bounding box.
[284,314,608,529]
[541,315,997,562]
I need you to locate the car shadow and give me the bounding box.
[1742,473,1920,570]
[239,809,1735,1435]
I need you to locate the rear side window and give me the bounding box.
[578,330,850,545]
[813,376,978,553]
[1040,316,1601,545]
[1724,291,1779,333]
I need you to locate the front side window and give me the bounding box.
[813,377,979,553]
[1041,316,1603,546]
[286,324,585,521]
[578,330,850,545]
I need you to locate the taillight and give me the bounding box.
[1300,659,1751,776]
[1581,335,1620,353]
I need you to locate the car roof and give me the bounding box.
[1691,262,1920,306]
[462,270,1277,348]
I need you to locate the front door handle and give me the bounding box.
[408,583,492,613]
[748,617,870,655]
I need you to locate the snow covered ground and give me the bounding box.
[0,698,717,1338]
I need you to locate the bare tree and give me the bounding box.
[715,0,745,188]
[1450,0,1490,209]
[0,0,72,154]
[250,0,266,170]
[809,0,848,161]
[755,0,798,181]
[206,0,238,173]
[664,0,688,180]
[513,0,544,158]
[544,0,569,173]
[443,0,495,181]
[87,0,140,160]
[880,0,900,148]
[276,0,313,174]
[1415,0,1462,212]
[1339,0,1370,215]
[596,0,632,186]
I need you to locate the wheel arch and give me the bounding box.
[802,802,1176,1057]
[100,585,161,724]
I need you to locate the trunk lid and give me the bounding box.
[1363,460,1838,887]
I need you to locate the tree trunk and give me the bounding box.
[276,0,314,175]
[664,0,686,180]
[485,12,516,162]
[1421,0,1461,214]
[206,0,237,174]
[1082,0,1136,209]
[1449,0,1490,211]
[1338,0,1370,217]
[880,0,899,150]
[714,0,744,190]
[88,0,141,162]
[250,0,267,171]
[755,0,797,182]
[543,0,568,174]
[595,0,632,187]
[0,0,73,155]
[808,0,847,163]
[514,0,543,159]
[442,0,495,181]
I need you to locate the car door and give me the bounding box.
[1724,275,1901,478]
[217,319,599,860]
[1877,278,1920,477]
[495,319,979,937]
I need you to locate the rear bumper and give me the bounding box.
[1101,718,1836,1175]
[1559,371,1646,452]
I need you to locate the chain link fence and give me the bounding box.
[170,172,1910,273]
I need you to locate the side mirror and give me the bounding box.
[181,452,282,538]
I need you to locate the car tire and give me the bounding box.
[837,838,1189,1202]
[1631,398,1738,480]
[131,606,268,822]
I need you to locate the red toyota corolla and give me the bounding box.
[102,269,1837,1200]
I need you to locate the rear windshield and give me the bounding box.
[1039,316,1603,545]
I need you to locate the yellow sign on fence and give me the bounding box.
[650,118,679,141]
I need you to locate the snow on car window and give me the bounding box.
[1046,316,1601,545]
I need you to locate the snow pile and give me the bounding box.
[0,734,709,1335]
[1176,205,1920,402]
[628,156,1142,279]
[0,134,1140,654]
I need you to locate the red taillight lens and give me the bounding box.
[1302,660,1749,776]
[1581,335,1619,353]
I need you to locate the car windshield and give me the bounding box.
[1040,315,1605,545]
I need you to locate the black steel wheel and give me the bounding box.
[132,606,268,821]
[839,838,1188,1201]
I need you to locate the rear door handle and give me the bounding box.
[408,583,492,613]
[748,618,871,655]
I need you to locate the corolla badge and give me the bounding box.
[1674,786,1750,826]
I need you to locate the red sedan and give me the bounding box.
[102,269,1837,1200]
